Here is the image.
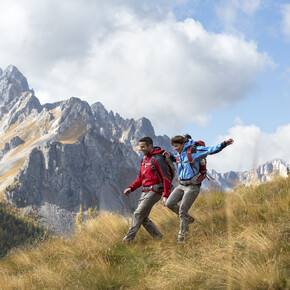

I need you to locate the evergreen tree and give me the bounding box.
[0,202,47,257]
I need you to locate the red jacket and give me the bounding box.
[129,147,172,198]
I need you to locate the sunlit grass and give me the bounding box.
[0,176,289,289]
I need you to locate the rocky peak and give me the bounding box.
[91,101,106,115]
[0,65,31,119]
[91,102,172,152]
[60,97,92,114]
[134,117,155,137]
[91,102,134,141]
[56,97,94,138]
[4,65,27,79]
[0,65,29,101]
[92,102,115,125]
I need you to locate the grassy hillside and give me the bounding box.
[0,177,289,289]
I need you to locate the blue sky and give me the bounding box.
[176,0,290,172]
[177,0,290,144]
[0,0,289,172]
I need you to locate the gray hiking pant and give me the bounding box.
[166,183,200,241]
[123,191,163,242]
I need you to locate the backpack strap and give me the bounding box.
[186,147,193,165]
[186,145,199,173]
[186,145,195,164]
[176,145,197,166]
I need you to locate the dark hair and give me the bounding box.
[139,136,153,146]
[171,134,191,145]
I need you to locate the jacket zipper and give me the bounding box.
[179,152,184,180]
[142,155,147,187]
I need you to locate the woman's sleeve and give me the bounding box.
[193,141,227,160]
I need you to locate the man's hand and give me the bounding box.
[226,138,234,146]
[162,151,170,158]
[162,196,167,206]
[124,188,132,196]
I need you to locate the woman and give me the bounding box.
[165,134,234,243]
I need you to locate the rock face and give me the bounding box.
[0,65,172,235]
[91,102,172,153]
[6,137,139,212]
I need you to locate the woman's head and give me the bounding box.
[171,134,191,153]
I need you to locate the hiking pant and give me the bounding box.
[123,191,163,242]
[166,183,200,241]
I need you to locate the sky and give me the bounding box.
[0,0,289,173]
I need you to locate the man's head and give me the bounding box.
[139,136,153,155]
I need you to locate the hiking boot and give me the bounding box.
[122,237,132,245]
[188,216,195,224]
[177,236,184,244]
[153,234,163,240]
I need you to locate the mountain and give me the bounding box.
[203,158,290,191]
[0,65,172,235]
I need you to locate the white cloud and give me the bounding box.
[216,0,262,32]
[0,0,273,133]
[208,122,290,173]
[282,4,290,40]
[240,0,262,15]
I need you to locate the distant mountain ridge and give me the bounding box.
[0,65,288,235]
[203,159,289,191]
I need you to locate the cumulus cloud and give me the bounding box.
[0,0,272,133]
[208,122,290,173]
[282,4,290,40]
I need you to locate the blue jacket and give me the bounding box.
[174,139,227,181]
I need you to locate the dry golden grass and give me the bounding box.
[0,122,19,150]
[56,119,87,144]
[0,176,289,289]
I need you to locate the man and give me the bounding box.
[122,136,172,243]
